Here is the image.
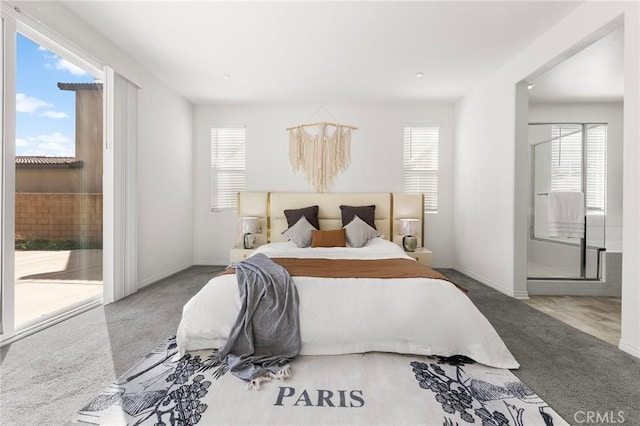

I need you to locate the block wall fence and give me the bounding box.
[15,193,103,243]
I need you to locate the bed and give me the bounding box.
[73,193,572,425]
[176,192,518,369]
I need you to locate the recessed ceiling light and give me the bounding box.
[527,83,535,90]
[223,74,231,80]
[415,72,424,78]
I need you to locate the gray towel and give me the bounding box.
[220,253,300,383]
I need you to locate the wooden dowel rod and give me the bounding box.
[285,121,358,131]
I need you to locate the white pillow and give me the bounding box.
[343,216,380,248]
[282,216,316,248]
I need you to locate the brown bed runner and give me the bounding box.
[221,257,467,293]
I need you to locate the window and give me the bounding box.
[210,126,245,211]
[403,126,439,212]
[550,124,606,212]
[550,126,582,193]
[586,124,607,212]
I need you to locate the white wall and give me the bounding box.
[529,102,624,247]
[193,104,455,267]
[137,76,194,287]
[15,2,195,289]
[454,81,519,295]
[454,2,639,357]
[620,5,640,358]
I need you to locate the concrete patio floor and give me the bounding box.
[14,249,103,328]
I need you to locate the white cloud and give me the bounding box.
[41,51,88,76]
[18,132,75,157]
[41,110,69,119]
[37,46,48,52]
[30,132,72,144]
[16,93,52,113]
[55,58,87,76]
[36,142,73,155]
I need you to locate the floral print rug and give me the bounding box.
[70,336,567,426]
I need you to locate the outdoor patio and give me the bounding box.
[14,249,103,327]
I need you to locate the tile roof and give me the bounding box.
[57,82,103,91]
[16,156,84,168]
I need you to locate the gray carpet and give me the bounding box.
[0,266,638,425]
[444,269,640,426]
[0,266,222,426]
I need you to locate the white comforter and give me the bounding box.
[176,238,519,368]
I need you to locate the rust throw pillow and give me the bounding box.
[311,229,347,248]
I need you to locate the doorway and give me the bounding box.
[519,22,624,347]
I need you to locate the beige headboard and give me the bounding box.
[237,192,424,247]
[270,192,391,242]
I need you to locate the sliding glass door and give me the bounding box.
[1,14,17,340]
[1,9,109,342]
[13,32,104,329]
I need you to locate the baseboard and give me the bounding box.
[193,258,229,267]
[512,290,530,300]
[137,263,193,289]
[527,280,622,297]
[618,339,640,359]
[454,265,516,297]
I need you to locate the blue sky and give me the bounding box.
[16,33,97,157]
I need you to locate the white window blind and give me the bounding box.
[550,126,582,193]
[403,126,439,212]
[550,124,606,212]
[586,124,607,212]
[210,126,245,211]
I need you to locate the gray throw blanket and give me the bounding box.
[220,253,300,386]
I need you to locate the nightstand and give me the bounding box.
[229,248,255,263]
[405,248,432,267]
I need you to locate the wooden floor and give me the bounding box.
[523,296,621,346]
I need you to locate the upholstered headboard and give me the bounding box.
[270,193,391,242]
[237,192,424,248]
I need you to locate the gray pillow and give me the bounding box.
[282,216,316,248]
[343,216,380,248]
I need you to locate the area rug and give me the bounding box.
[70,336,567,425]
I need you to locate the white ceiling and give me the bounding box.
[529,25,624,103]
[60,1,583,105]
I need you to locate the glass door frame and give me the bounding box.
[1,6,112,343]
[1,14,18,341]
[528,121,607,281]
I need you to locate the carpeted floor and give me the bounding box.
[0,266,223,426]
[446,269,640,426]
[1,266,638,425]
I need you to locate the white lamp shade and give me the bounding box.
[398,218,419,236]
[239,216,260,234]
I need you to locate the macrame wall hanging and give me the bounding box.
[286,107,357,192]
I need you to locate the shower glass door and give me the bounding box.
[528,123,607,280]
